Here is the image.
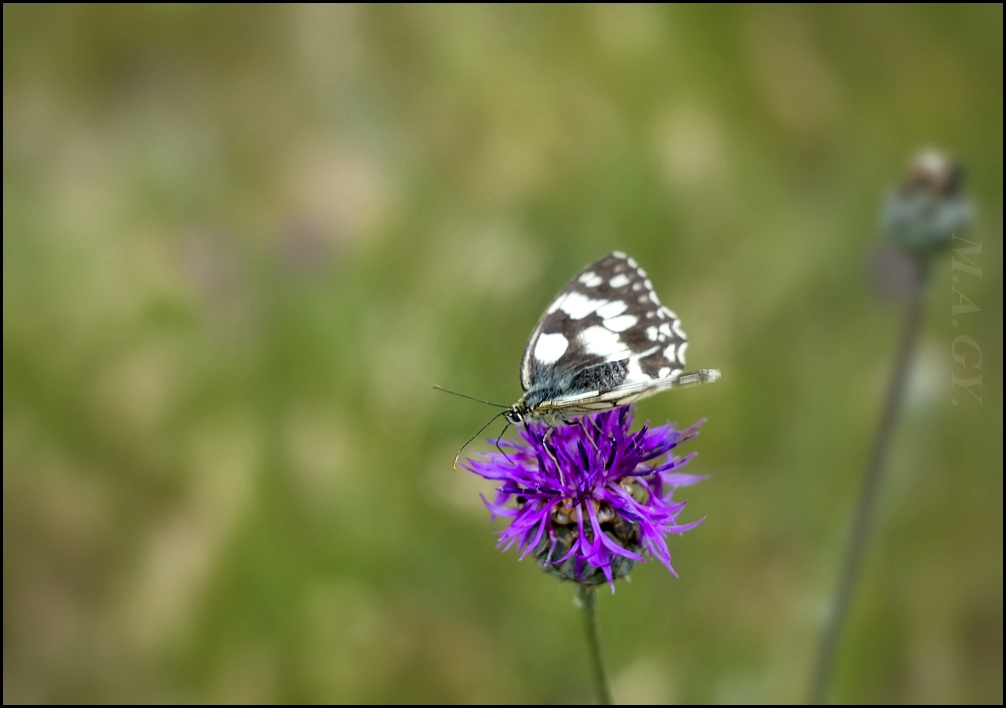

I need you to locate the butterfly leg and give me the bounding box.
[583,413,620,469]
[574,417,601,454]
[539,426,567,484]
[494,419,514,464]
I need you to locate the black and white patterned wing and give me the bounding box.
[519,251,689,398]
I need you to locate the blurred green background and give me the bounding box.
[3,4,1002,703]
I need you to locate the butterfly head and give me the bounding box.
[504,403,527,426]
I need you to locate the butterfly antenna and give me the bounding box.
[433,385,508,408]
[452,411,508,470]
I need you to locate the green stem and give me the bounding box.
[809,258,930,703]
[578,584,614,705]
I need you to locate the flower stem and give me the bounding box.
[810,258,930,703]
[578,584,614,705]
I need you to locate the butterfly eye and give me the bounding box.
[505,409,523,425]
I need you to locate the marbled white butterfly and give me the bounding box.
[439,251,719,466]
[503,251,720,427]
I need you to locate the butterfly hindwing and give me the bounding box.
[519,252,690,415]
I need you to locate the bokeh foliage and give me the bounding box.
[3,4,1002,703]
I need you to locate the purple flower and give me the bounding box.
[463,406,707,590]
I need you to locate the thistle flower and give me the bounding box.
[463,406,706,589]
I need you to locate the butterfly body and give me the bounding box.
[506,251,719,427]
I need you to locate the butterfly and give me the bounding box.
[502,251,720,427]
[439,251,720,466]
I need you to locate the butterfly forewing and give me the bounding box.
[519,252,690,410]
